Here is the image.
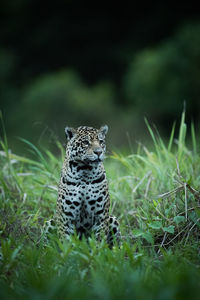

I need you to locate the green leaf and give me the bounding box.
[173,216,185,224]
[148,221,162,230]
[132,229,154,244]
[153,200,158,207]
[132,229,144,237]
[142,232,154,244]
[163,225,175,234]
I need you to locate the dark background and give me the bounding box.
[1,0,200,152]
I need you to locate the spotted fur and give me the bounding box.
[54,125,121,247]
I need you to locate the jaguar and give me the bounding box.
[47,125,121,247]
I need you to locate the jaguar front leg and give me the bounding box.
[106,216,121,247]
[56,216,76,242]
[92,216,121,248]
[92,221,106,243]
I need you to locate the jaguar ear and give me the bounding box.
[65,127,77,141]
[99,125,108,137]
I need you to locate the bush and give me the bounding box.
[12,70,117,146]
[123,23,200,120]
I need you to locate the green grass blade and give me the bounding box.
[144,118,162,162]
[178,111,187,156]
[168,122,176,152]
[191,121,197,154]
[18,137,45,161]
[0,111,8,151]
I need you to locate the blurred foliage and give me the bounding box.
[21,70,116,126]
[9,70,124,149]
[0,1,200,151]
[124,23,200,123]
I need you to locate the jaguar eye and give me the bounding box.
[99,139,104,146]
[82,140,90,147]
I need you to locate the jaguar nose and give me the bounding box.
[94,148,103,157]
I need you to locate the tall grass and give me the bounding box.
[109,112,200,248]
[0,112,200,299]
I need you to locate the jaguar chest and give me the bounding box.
[77,182,107,228]
[61,170,108,227]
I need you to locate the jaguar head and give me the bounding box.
[65,125,108,164]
